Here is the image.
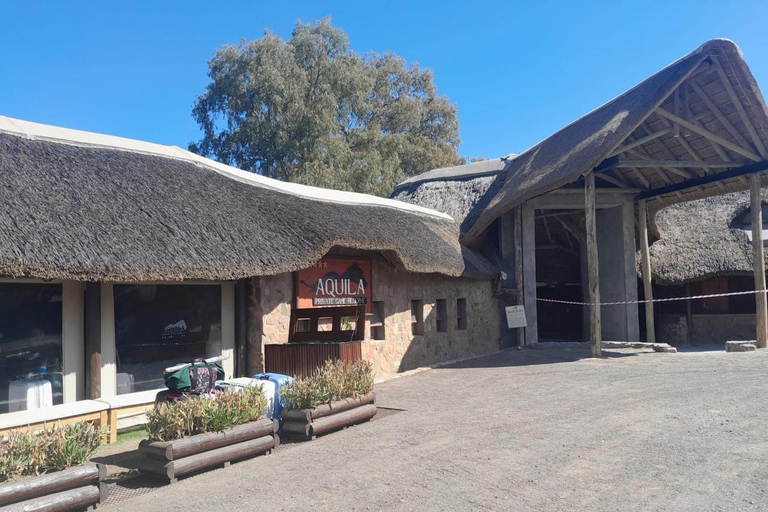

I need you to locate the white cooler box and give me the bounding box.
[215,377,276,419]
[8,379,53,412]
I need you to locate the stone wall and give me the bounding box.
[247,254,501,379]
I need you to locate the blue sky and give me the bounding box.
[1,1,766,160]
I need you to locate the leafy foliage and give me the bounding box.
[0,422,105,483]
[280,359,374,410]
[146,387,267,442]
[190,17,461,197]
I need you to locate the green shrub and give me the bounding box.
[280,359,374,410]
[0,421,105,483]
[146,387,267,442]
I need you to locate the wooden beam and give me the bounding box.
[689,80,754,155]
[750,174,768,349]
[673,88,681,137]
[609,128,673,158]
[535,209,582,219]
[595,172,632,188]
[542,215,552,242]
[615,160,736,169]
[556,215,586,246]
[585,172,601,357]
[655,107,762,162]
[711,57,768,159]
[631,168,652,189]
[636,160,768,200]
[638,201,655,343]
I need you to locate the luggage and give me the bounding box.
[117,373,135,395]
[252,373,293,422]
[8,379,53,412]
[164,359,224,394]
[216,378,277,419]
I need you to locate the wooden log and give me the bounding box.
[169,437,276,478]
[750,174,768,349]
[0,464,103,508]
[585,172,602,357]
[309,404,378,437]
[0,485,101,512]
[139,435,275,481]
[281,421,311,439]
[139,418,276,461]
[638,200,656,343]
[309,393,375,421]
[282,409,312,423]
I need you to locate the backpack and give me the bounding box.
[164,359,224,393]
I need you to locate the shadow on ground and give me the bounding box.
[431,344,641,371]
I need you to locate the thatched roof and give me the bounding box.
[649,190,768,285]
[459,39,768,246]
[391,159,508,234]
[0,117,498,282]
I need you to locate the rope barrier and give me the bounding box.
[529,288,767,307]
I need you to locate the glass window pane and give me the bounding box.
[0,283,63,413]
[114,284,221,394]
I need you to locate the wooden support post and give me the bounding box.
[522,202,538,345]
[235,280,248,377]
[750,174,767,348]
[84,282,101,400]
[585,172,601,357]
[685,283,693,345]
[638,200,656,343]
[514,206,524,347]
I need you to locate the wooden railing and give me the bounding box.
[264,341,362,378]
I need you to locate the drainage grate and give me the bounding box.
[102,475,166,506]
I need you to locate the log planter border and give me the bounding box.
[282,393,377,441]
[0,462,107,512]
[138,418,278,483]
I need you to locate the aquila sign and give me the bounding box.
[296,257,372,313]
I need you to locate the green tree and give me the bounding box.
[190,18,461,196]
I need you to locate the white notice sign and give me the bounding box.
[505,305,527,329]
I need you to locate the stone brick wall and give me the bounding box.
[247,254,501,379]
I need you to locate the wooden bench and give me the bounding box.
[0,400,109,439]
[96,389,163,443]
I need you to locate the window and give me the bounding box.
[0,283,63,413]
[436,299,448,333]
[370,301,385,340]
[411,300,424,335]
[741,204,768,244]
[296,318,311,332]
[114,284,221,394]
[456,298,467,330]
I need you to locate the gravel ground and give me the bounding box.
[103,347,768,512]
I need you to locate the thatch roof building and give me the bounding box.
[391,158,510,235]
[0,116,497,282]
[393,38,768,348]
[649,190,768,285]
[401,39,768,247]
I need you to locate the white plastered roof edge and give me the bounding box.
[0,115,454,221]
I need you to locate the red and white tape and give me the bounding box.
[528,289,767,307]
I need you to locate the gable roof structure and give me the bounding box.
[458,39,768,246]
[0,116,497,282]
